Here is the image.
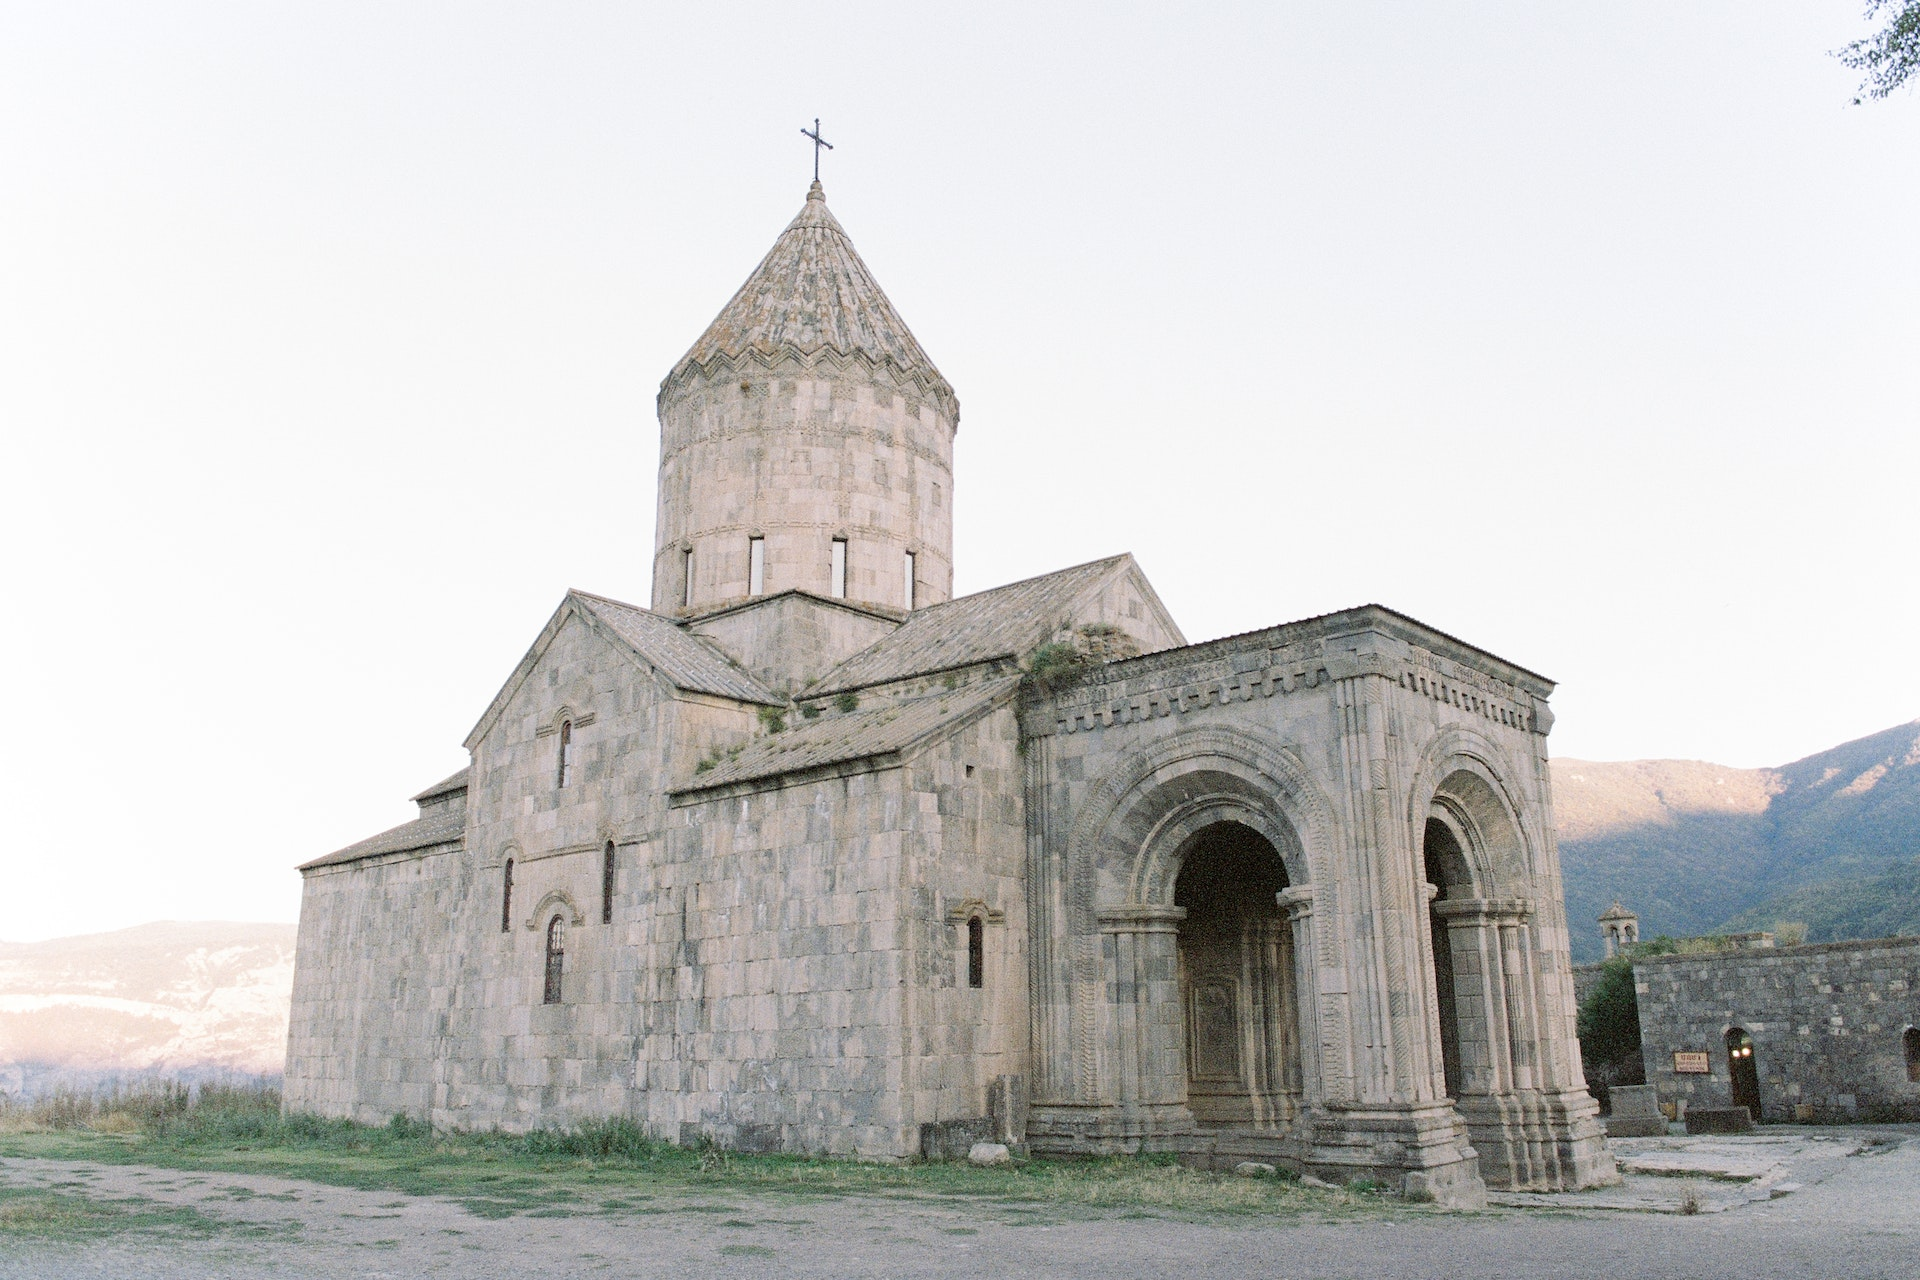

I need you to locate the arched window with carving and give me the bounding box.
[543,915,566,1004]
[1906,1027,1919,1084]
[602,841,616,925]
[967,916,985,990]
[500,858,514,933]
[556,719,574,788]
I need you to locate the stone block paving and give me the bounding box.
[1488,1125,1910,1215]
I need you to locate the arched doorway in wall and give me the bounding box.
[1173,821,1301,1129]
[1422,817,1472,1099]
[1727,1028,1760,1119]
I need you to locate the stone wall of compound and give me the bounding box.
[653,360,955,617]
[1635,938,1920,1123]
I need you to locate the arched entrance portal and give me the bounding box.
[1727,1028,1760,1120]
[1173,821,1301,1129]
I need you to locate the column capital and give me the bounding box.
[1095,903,1187,933]
[1276,885,1315,920]
[1432,896,1534,923]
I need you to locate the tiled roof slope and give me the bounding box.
[810,556,1134,695]
[674,678,1018,794]
[301,804,464,871]
[665,182,951,403]
[572,591,781,705]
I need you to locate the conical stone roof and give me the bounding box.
[664,182,953,411]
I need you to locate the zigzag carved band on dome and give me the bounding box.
[659,345,960,423]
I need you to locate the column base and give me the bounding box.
[1026,1101,1196,1155]
[1456,1089,1617,1190]
[1301,1102,1488,1208]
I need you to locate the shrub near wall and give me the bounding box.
[1633,937,1920,1123]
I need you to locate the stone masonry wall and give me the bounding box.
[284,842,464,1122]
[1635,937,1920,1123]
[289,601,1028,1157]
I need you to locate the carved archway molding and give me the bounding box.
[524,889,585,931]
[1070,725,1339,910]
[1403,726,1537,897]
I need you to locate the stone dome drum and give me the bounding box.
[652,181,957,616]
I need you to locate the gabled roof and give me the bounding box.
[664,181,952,407]
[410,767,470,804]
[570,591,781,704]
[672,677,1020,795]
[301,803,465,871]
[810,555,1177,695]
[465,590,781,749]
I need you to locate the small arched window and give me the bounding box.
[500,859,514,934]
[543,915,566,1004]
[556,720,574,788]
[967,916,985,990]
[602,841,616,925]
[1905,1027,1919,1084]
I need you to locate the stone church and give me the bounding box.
[284,179,1613,1206]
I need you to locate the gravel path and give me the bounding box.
[3,1129,1916,1279]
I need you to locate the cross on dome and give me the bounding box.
[801,118,833,182]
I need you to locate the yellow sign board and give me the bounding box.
[1673,1051,1711,1074]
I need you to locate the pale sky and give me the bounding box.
[2,3,1915,942]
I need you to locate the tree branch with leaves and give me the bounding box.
[1839,0,1920,102]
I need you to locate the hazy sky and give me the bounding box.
[2,3,1915,942]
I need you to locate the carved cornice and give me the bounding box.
[1024,634,1540,742]
[658,345,959,424]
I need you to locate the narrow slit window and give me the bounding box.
[967,916,984,989]
[748,537,765,595]
[830,538,847,599]
[601,841,616,925]
[682,547,694,608]
[903,551,916,610]
[501,859,514,933]
[1906,1027,1920,1083]
[543,915,566,1004]
[556,719,574,788]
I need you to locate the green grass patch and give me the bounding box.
[0,1100,1407,1225]
[0,1184,298,1243]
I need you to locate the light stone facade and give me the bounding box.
[285,180,1613,1205]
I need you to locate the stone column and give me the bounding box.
[1276,886,1324,1109]
[1094,905,1193,1140]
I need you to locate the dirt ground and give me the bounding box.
[3,1127,1917,1279]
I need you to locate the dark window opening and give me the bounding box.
[1905,1027,1919,1084]
[967,916,984,989]
[500,859,514,933]
[557,719,574,788]
[543,915,566,1004]
[602,841,616,925]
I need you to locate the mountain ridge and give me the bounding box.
[1554,719,1920,961]
[0,920,295,1098]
